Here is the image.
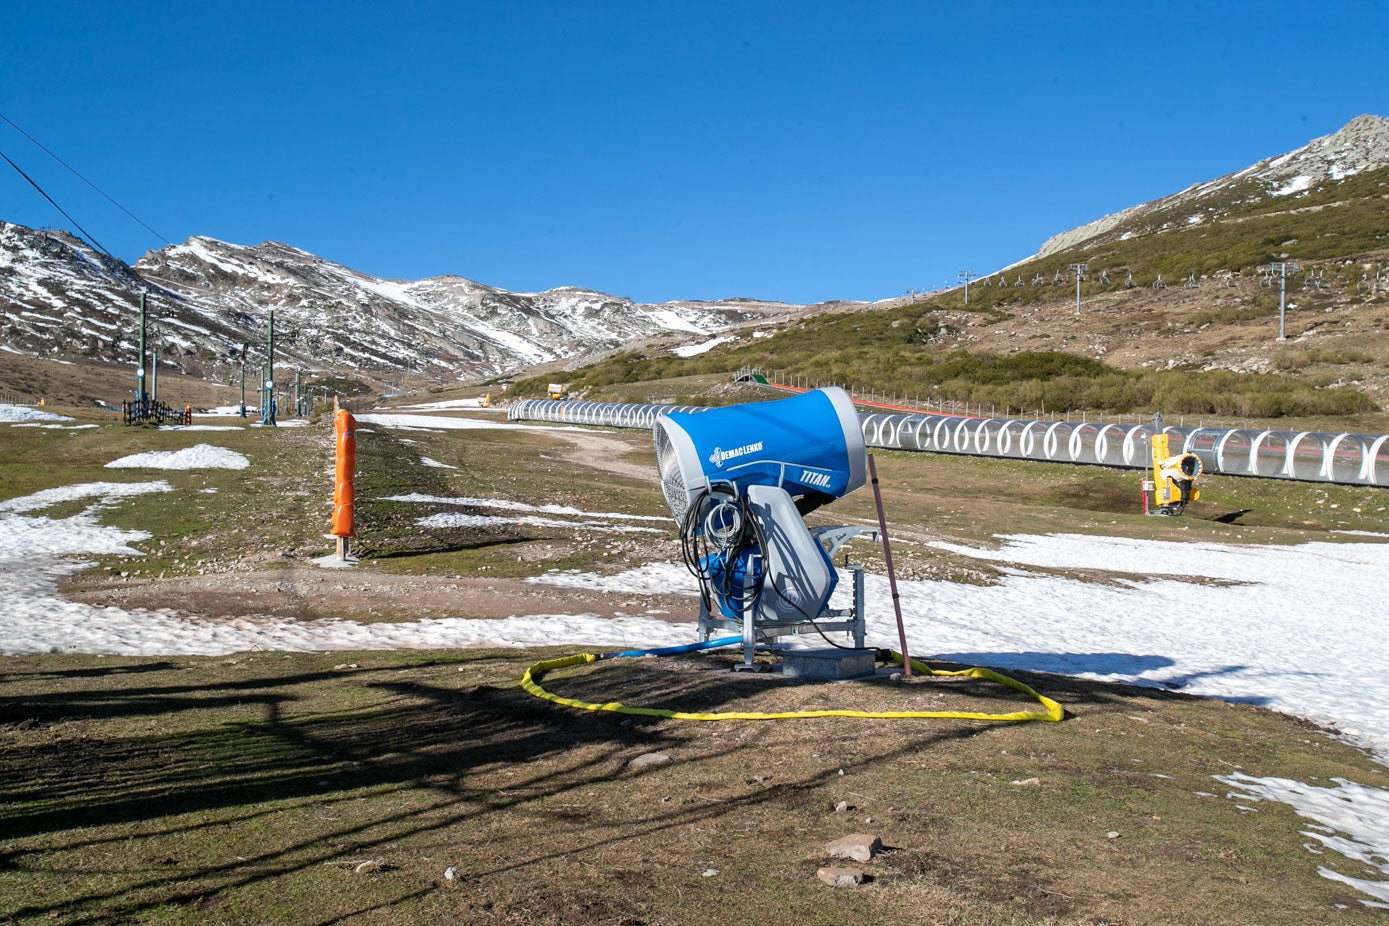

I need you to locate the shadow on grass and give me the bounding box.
[364,535,532,561]
[0,649,1161,924]
[0,653,804,921]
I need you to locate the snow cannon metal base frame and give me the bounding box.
[654,387,877,670]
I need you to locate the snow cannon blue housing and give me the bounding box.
[654,387,867,525]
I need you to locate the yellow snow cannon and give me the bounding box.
[1148,432,1202,516]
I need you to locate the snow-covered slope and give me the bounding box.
[0,228,796,382]
[0,223,242,369]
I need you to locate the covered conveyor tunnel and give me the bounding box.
[508,398,1389,488]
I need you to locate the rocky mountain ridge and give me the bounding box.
[0,226,801,387]
[1036,114,1389,259]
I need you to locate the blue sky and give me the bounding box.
[3,1,1386,304]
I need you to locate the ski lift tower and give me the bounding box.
[261,308,276,426]
[1267,261,1300,340]
[1067,263,1089,316]
[135,291,149,417]
[958,269,976,305]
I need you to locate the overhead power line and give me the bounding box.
[0,147,119,261]
[0,111,171,248]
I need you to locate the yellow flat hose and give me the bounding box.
[520,651,1063,723]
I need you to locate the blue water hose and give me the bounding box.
[602,635,742,660]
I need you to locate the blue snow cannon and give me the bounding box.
[654,387,870,650]
[653,386,866,525]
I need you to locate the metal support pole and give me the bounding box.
[136,292,148,417]
[868,453,911,676]
[1068,263,1089,316]
[262,309,276,425]
[1269,261,1299,340]
[852,565,866,649]
[958,270,976,305]
[734,559,760,671]
[1279,268,1288,339]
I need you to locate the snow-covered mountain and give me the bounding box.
[0,227,798,382]
[1036,114,1389,258]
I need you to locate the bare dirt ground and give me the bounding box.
[77,567,694,624]
[60,421,675,623]
[831,262,1389,406]
[0,352,239,408]
[545,426,660,484]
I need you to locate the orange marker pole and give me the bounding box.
[331,408,357,559]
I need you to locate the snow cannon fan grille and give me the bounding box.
[654,421,693,525]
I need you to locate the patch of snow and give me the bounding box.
[0,480,173,514]
[249,419,309,429]
[638,307,708,334]
[397,397,490,410]
[1217,773,1389,907]
[357,413,587,434]
[105,444,250,470]
[385,493,668,521]
[530,563,698,596]
[1273,174,1313,196]
[915,533,1389,759]
[419,456,456,469]
[0,481,687,656]
[164,425,247,432]
[0,404,73,423]
[672,335,735,357]
[417,512,663,533]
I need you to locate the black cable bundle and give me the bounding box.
[678,486,762,619]
[678,484,856,650]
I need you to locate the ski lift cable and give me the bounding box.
[0,111,171,247]
[0,146,120,262]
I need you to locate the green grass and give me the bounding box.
[510,307,1379,416]
[958,165,1389,294]
[0,415,335,581]
[3,399,1389,923]
[2,649,1386,925]
[499,164,1389,420]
